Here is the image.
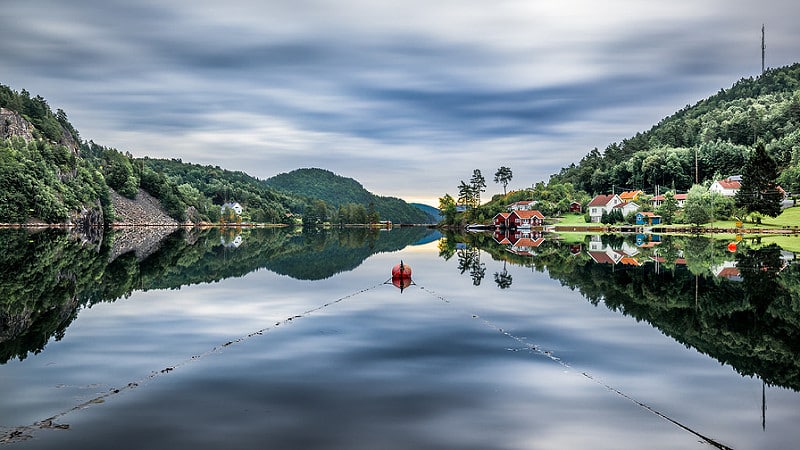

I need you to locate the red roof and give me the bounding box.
[619,190,643,200]
[716,179,742,189]
[511,210,545,219]
[588,194,617,207]
[513,237,545,248]
[638,211,661,218]
[651,194,687,201]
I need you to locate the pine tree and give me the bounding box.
[735,143,782,218]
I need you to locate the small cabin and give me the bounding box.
[635,211,662,225]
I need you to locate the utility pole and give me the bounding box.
[762,24,766,75]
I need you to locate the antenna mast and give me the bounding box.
[761,24,766,75]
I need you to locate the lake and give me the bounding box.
[1,227,799,449]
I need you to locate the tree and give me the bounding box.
[735,143,783,218]
[494,166,513,195]
[656,191,679,224]
[684,184,712,225]
[438,194,457,225]
[470,169,486,206]
[457,181,474,208]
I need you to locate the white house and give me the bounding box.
[221,202,243,215]
[613,201,640,218]
[587,194,622,223]
[507,200,537,211]
[709,176,742,197]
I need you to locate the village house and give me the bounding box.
[619,190,645,203]
[650,193,687,208]
[569,201,582,213]
[220,201,243,215]
[587,194,622,223]
[493,209,544,229]
[507,200,537,211]
[635,211,662,225]
[612,201,639,218]
[709,176,742,197]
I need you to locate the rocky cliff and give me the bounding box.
[0,107,35,141]
[109,188,179,227]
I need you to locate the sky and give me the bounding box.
[2,1,799,206]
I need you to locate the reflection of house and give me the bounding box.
[635,212,661,225]
[587,194,622,223]
[650,193,687,208]
[587,238,640,265]
[712,261,741,281]
[709,176,742,197]
[507,236,545,256]
[221,234,244,248]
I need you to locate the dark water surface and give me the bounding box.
[1,227,799,449]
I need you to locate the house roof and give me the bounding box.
[587,194,617,207]
[509,200,535,206]
[651,193,687,201]
[494,212,511,219]
[619,190,643,200]
[637,211,661,218]
[510,210,545,219]
[513,237,545,248]
[613,201,638,210]
[715,178,742,189]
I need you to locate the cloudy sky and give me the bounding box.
[2,0,798,205]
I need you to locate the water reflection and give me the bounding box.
[446,231,800,392]
[0,226,439,365]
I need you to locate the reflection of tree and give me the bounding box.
[441,232,800,391]
[457,247,486,286]
[0,226,439,364]
[494,261,513,289]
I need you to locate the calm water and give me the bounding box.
[1,227,799,449]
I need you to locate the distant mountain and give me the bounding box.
[265,168,432,224]
[410,203,441,223]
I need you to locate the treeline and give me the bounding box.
[0,85,79,146]
[0,137,109,223]
[266,168,431,224]
[551,63,800,195]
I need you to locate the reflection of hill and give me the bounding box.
[474,234,800,392]
[264,227,434,280]
[0,226,436,364]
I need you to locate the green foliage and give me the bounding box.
[736,143,783,217]
[265,168,429,224]
[0,138,107,223]
[551,63,800,194]
[494,166,513,195]
[0,84,80,144]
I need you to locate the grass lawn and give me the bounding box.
[552,213,588,226]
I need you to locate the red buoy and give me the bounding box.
[392,261,412,279]
[727,242,737,252]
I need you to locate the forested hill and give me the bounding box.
[0,83,431,225]
[265,168,432,224]
[551,62,800,195]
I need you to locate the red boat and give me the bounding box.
[390,261,413,292]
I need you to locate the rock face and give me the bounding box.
[109,188,179,226]
[0,107,35,141]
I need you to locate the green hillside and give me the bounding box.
[265,168,431,224]
[0,84,429,226]
[551,63,800,195]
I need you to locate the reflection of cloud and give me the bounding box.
[2,0,799,201]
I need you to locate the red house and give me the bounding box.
[493,212,511,229]
[507,210,544,229]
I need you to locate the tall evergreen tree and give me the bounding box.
[735,143,783,218]
[494,166,513,195]
[470,169,486,206]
